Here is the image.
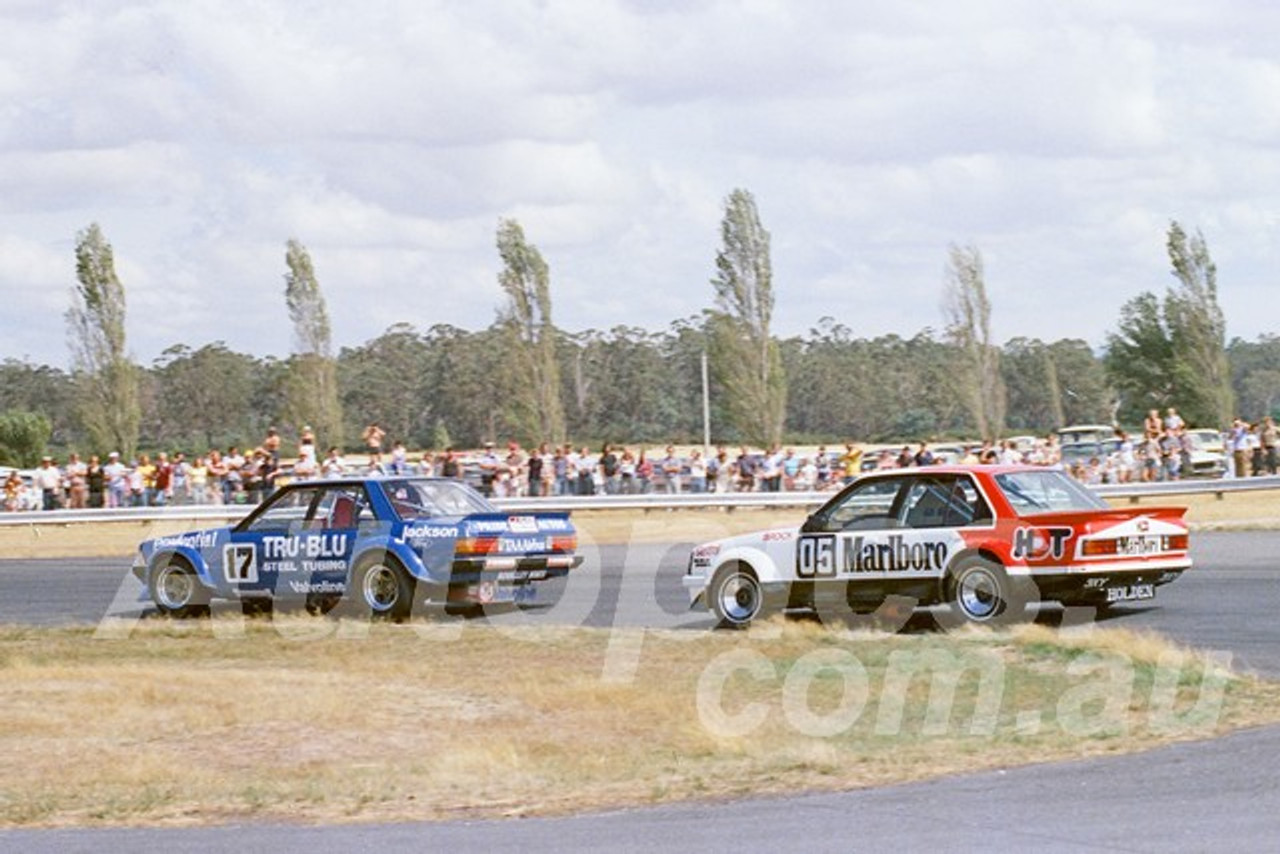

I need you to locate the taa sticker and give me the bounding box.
[223,543,258,584]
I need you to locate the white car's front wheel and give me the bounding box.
[710,564,763,629]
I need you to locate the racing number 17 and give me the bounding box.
[797,534,837,578]
[223,544,258,584]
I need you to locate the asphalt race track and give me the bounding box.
[2,531,1279,675]
[2,530,1279,851]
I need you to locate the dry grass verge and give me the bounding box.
[1,618,1277,828]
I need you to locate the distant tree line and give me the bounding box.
[0,204,1259,467]
[6,319,1276,463]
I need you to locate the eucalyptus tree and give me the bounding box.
[1227,335,1280,420]
[708,189,786,446]
[1105,292,1175,424]
[784,317,874,440]
[0,359,76,447]
[1002,338,1112,433]
[0,410,52,466]
[337,323,433,448]
[66,223,140,457]
[422,323,507,448]
[149,343,257,450]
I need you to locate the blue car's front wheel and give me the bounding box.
[149,557,209,618]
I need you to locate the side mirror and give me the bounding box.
[800,512,825,534]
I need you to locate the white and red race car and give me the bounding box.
[683,465,1191,628]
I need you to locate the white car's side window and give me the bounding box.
[900,476,993,529]
[821,480,904,531]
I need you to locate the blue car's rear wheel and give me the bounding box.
[352,555,415,621]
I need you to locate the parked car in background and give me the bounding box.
[1060,438,1121,469]
[1057,424,1116,445]
[1184,429,1228,478]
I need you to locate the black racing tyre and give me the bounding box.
[149,557,209,618]
[350,555,416,621]
[709,563,764,629]
[941,557,1024,628]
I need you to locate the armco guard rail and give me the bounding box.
[2,474,1280,527]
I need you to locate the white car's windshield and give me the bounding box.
[995,470,1108,513]
[379,478,495,519]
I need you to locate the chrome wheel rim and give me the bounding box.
[958,567,1000,620]
[156,566,194,610]
[718,574,760,623]
[362,564,398,611]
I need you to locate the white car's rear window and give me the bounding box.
[995,470,1108,513]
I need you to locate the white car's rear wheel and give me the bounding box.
[943,557,1023,627]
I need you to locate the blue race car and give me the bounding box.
[132,476,583,619]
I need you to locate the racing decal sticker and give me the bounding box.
[402,524,460,540]
[507,516,539,534]
[223,543,258,584]
[797,531,962,578]
[154,531,218,550]
[286,580,347,595]
[261,534,350,559]
[797,535,837,578]
[1011,527,1073,561]
[499,537,547,553]
[842,535,948,573]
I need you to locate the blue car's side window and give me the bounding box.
[245,488,317,533]
[313,485,374,529]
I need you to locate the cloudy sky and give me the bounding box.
[2,0,1278,369]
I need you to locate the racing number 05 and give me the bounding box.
[797,534,837,578]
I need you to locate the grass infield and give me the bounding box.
[1,619,1278,827]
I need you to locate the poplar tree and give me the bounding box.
[495,218,565,444]
[943,244,1006,440]
[283,239,343,449]
[66,223,140,456]
[1165,222,1233,427]
[708,188,786,446]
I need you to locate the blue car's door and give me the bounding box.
[225,483,371,601]
[222,485,321,598]
[298,485,369,599]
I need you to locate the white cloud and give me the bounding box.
[1,0,1279,370]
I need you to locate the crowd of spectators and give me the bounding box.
[3,428,302,512]
[7,409,1279,511]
